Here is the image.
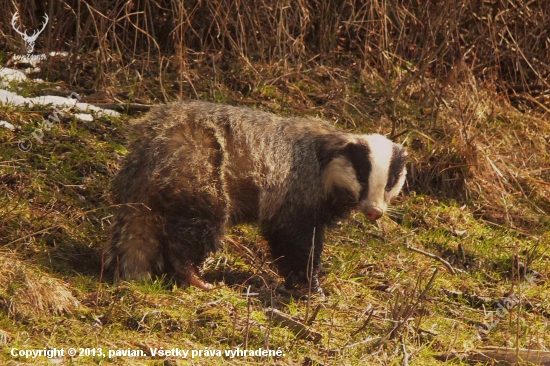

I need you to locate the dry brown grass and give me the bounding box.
[406,74,550,228]
[0,254,78,319]
[2,1,549,100]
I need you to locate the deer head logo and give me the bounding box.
[11,12,49,54]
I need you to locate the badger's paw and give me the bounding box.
[284,274,325,299]
[176,262,214,291]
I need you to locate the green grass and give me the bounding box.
[1,67,549,365]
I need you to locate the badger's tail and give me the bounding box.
[105,208,164,282]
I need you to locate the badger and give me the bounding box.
[106,101,407,292]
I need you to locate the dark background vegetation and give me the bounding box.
[2,0,550,95]
[1,1,549,364]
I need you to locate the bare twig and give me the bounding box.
[351,306,374,337]
[436,347,550,365]
[6,225,61,246]
[406,240,458,275]
[243,285,254,349]
[306,304,322,326]
[264,308,322,343]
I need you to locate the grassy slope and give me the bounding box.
[0,68,549,366]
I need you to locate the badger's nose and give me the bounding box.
[365,206,383,221]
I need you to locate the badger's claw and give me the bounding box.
[176,262,214,291]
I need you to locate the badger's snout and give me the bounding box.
[364,206,384,221]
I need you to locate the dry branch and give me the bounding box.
[406,241,458,275]
[437,347,550,365]
[440,289,495,308]
[264,308,322,343]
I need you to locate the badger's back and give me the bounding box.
[122,101,349,225]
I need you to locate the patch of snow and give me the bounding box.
[0,120,15,130]
[29,95,79,106]
[75,102,120,117]
[49,51,69,58]
[0,71,120,117]
[0,68,27,82]
[75,113,94,122]
[0,89,28,105]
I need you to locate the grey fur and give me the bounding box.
[106,101,407,291]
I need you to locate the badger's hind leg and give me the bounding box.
[161,200,227,290]
[108,208,164,282]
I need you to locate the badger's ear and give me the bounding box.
[340,142,371,185]
[322,156,361,199]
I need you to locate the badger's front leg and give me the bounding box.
[261,215,325,294]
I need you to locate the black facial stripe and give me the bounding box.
[386,143,407,192]
[341,142,371,200]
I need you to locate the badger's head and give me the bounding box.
[324,133,407,221]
